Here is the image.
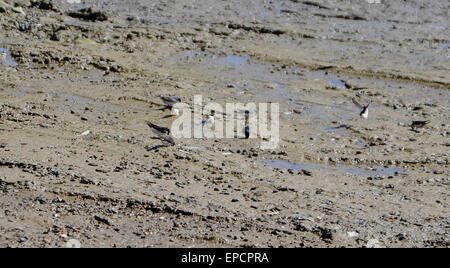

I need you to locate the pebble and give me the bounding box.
[347,231,359,238]
[366,238,383,248]
[291,213,310,221]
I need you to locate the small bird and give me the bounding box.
[146,122,175,146]
[352,98,371,119]
[410,120,429,130]
[159,96,181,117]
[159,135,175,146]
[0,52,7,66]
[244,126,250,139]
[244,110,250,139]
[147,122,170,135]
[201,110,215,126]
[160,96,181,108]
[161,108,180,119]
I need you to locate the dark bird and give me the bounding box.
[147,122,170,135]
[244,110,250,139]
[410,120,429,130]
[352,98,371,119]
[159,96,181,116]
[146,122,175,146]
[160,96,181,108]
[244,126,250,139]
[158,135,175,146]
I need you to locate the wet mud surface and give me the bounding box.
[0,0,449,247]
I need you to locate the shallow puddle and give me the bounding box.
[264,159,403,177]
[221,55,249,65]
[0,48,18,67]
[326,77,346,88]
[170,51,248,66]
[355,140,371,148]
[309,71,347,88]
[298,103,355,126]
[167,51,298,96]
[323,124,350,136]
[264,159,321,172]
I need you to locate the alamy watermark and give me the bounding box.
[169,95,279,150]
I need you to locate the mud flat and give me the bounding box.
[0,0,448,247]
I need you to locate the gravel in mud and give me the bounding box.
[0,0,449,248]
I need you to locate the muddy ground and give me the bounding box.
[0,0,449,248]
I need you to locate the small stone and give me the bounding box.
[347,231,359,238]
[94,215,112,226]
[12,6,25,15]
[291,213,310,221]
[366,238,383,248]
[0,1,11,13]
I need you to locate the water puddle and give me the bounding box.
[326,77,347,88]
[222,55,249,65]
[48,92,98,106]
[167,51,298,98]
[355,140,371,148]
[323,124,350,136]
[265,159,321,172]
[264,159,403,177]
[427,24,448,31]
[296,102,354,125]
[340,165,403,176]
[170,51,249,67]
[0,48,18,67]
[47,92,124,113]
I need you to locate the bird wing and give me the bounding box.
[160,135,175,146]
[147,122,170,135]
[352,98,363,109]
[160,96,180,104]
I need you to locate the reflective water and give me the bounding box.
[264,159,403,176]
[0,48,18,67]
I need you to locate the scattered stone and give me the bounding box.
[11,6,25,15]
[347,231,359,238]
[30,0,56,11]
[0,0,11,13]
[80,130,91,136]
[366,238,383,248]
[291,213,310,221]
[68,8,108,22]
[94,215,112,226]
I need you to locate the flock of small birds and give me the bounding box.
[146,95,430,147]
[146,95,179,147]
